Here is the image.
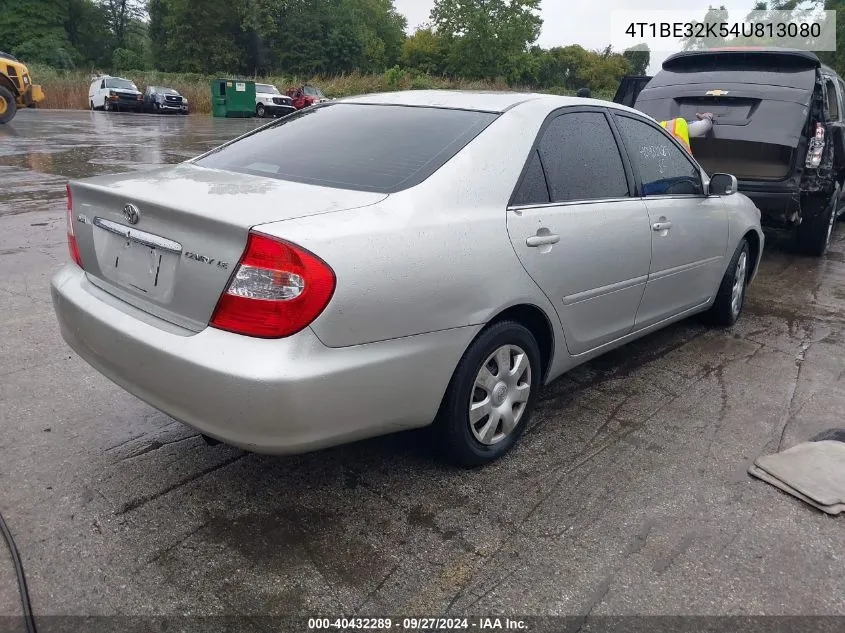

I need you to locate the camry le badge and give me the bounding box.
[184,251,229,270]
[123,203,140,225]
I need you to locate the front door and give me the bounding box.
[611,113,730,328]
[507,109,653,356]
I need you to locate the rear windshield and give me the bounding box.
[194,103,498,193]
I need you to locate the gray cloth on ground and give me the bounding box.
[749,440,845,515]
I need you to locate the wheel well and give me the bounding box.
[744,230,761,281]
[0,74,18,96]
[488,304,554,380]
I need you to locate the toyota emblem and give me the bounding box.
[123,203,140,225]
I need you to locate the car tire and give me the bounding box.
[0,85,17,124]
[797,186,839,256]
[153,102,160,114]
[433,320,542,467]
[256,104,266,118]
[104,99,111,112]
[89,100,95,111]
[704,239,750,327]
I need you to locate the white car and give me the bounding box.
[254,83,296,118]
[89,75,143,112]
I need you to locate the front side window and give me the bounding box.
[613,114,703,197]
[195,104,497,193]
[536,111,629,202]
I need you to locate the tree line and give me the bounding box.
[0,0,649,94]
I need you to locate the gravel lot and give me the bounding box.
[2,109,845,628]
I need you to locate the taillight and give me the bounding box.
[806,122,825,168]
[66,183,82,267]
[210,231,336,338]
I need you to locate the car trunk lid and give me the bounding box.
[70,163,387,331]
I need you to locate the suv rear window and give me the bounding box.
[195,103,498,193]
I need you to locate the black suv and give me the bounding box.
[617,48,845,256]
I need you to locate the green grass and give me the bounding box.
[27,64,613,114]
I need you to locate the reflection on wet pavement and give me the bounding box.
[0,109,263,214]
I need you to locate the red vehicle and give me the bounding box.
[285,84,329,110]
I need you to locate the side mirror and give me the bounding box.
[709,173,738,196]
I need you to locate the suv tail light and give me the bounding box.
[66,183,82,267]
[210,231,336,338]
[806,122,825,168]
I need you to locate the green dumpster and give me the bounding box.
[210,79,256,118]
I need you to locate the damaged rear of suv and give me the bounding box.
[631,48,845,256]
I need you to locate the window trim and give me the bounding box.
[610,111,707,199]
[507,105,637,208]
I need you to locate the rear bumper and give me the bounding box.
[738,180,800,223]
[51,265,476,454]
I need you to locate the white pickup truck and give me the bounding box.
[255,83,296,118]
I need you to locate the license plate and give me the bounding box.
[92,219,180,302]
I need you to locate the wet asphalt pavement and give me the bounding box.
[2,109,845,626]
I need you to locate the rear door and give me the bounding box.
[506,108,653,356]
[612,113,729,327]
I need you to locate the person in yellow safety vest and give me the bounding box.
[660,113,715,154]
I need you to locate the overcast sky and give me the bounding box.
[393,0,758,74]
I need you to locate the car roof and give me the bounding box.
[342,90,565,113]
[339,90,653,117]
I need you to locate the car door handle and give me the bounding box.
[526,234,560,247]
[652,221,673,232]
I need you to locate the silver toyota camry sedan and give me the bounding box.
[51,90,764,466]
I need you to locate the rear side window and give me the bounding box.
[614,115,703,197]
[512,150,549,205]
[826,78,840,120]
[195,104,497,193]
[537,111,629,202]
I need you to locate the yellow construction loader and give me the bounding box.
[0,52,45,123]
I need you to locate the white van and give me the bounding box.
[88,75,143,112]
